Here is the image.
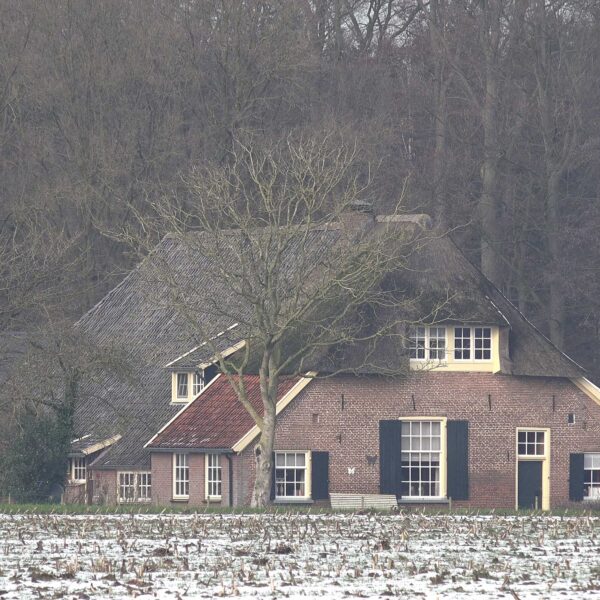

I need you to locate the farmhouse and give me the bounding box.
[66,210,600,510]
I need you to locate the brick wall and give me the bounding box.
[151,452,232,508]
[238,373,600,509]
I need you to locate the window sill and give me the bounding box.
[206,496,222,502]
[273,497,314,504]
[171,497,189,502]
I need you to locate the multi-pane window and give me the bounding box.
[401,421,442,498]
[119,472,136,502]
[206,454,222,498]
[517,430,545,456]
[177,373,189,399]
[193,371,205,396]
[71,457,87,482]
[474,327,492,360]
[118,472,152,503]
[174,453,189,498]
[584,454,600,500]
[275,452,308,498]
[454,327,471,360]
[410,327,446,361]
[137,472,152,501]
[454,327,492,361]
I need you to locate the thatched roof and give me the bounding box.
[73,213,582,470]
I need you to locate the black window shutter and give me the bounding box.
[379,420,402,495]
[569,453,585,502]
[447,420,469,501]
[270,452,276,501]
[311,451,329,500]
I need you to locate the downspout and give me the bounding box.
[225,454,234,507]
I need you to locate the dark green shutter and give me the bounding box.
[447,420,469,500]
[569,453,585,501]
[270,452,276,501]
[379,420,402,495]
[311,451,329,500]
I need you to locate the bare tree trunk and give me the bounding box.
[479,1,502,288]
[546,171,564,348]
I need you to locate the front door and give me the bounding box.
[518,460,543,509]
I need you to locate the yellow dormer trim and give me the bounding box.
[410,325,501,373]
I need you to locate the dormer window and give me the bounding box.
[193,371,205,396]
[176,373,189,399]
[454,327,491,361]
[172,367,216,403]
[410,325,494,366]
[410,326,446,361]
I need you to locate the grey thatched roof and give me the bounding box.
[74,214,582,469]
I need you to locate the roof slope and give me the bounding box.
[147,375,300,449]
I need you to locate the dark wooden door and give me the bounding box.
[518,460,543,509]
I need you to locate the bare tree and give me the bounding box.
[118,132,425,506]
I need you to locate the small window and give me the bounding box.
[401,421,442,498]
[193,371,205,396]
[517,430,545,456]
[173,453,189,498]
[119,472,135,503]
[409,326,426,360]
[454,327,471,360]
[474,327,492,360]
[137,472,152,501]
[177,373,189,399]
[275,452,308,498]
[206,454,222,499]
[584,453,600,500]
[410,326,446,361]
[71,457,87,482]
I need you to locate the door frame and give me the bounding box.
[515,427,550,510]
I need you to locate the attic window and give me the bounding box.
[193,371,205,396]
[454,327,492,361]
[176,373,189,399]
[409,327,446,361]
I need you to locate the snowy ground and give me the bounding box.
[0,512,599,598]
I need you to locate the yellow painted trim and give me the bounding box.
[198,340,246,370]
[231,373,317,453]
[515,427,551,511]
[571,377,600,407]
[410,326,500,373]
[79,434,122,456]
[398,416,447,499]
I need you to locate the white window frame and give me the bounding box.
[173,453,190,499]
[118,471,152,503]
[176,372,189,400]
[409,326,447,361]
[454,326,492,362]
[583,453,600,501]
[205,453,222,500]
[193,371,205,397]
[70,457,87,483]
[400,418,446,499]
[274,451,311,500]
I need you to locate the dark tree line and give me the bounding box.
[1,0,600,378]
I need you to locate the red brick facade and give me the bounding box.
[121,372,600,509]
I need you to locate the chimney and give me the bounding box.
[339,200,376,235]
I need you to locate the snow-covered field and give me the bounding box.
[0,512,599,599]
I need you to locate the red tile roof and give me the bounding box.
[148,375,301,449]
